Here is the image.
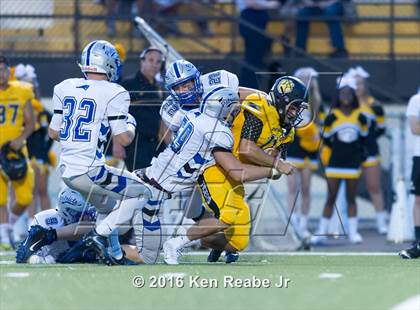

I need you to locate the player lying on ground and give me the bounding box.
[162,74,309,264]
[161,60,305,263]
[16,187,97,264]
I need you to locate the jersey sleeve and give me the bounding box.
[49,84,64,131]
[106,90,130,136]
[160,96,183,132]
[201,70,239,92]
[240,110,264,142]
[205,128,234,153]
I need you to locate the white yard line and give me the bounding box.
[4,272,29,278]
[186,251,397,256]
[392,295,420,310]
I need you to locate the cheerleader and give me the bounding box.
[312,76,368,244]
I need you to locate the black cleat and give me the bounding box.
[207,249,223,262]
[16,225,57,263]
[225,251,239,264]
[399,241,420,259]
[82,230,114,265]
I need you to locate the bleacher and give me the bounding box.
[0,0,419,58]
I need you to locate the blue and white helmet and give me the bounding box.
[200,86,241,127]
[165,60,203,107]
[79,40,122,82]
[57,187,96,224]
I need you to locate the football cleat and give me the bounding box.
[349,233,363,244]
[57,239,98,264]
[163,237,184,265]
[82,230,115,266]
[399,241,420,259]
[16,225,57,263]
[310,235,327,245]
[225,251,239,264]
[207,249,223,262]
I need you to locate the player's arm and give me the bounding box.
[214,148,283,182]
[49,89,64,141]
[238,110,295,174]
[108,91,135,147]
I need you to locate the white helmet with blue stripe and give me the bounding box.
[165,60,203,107]
[79,40,122,82]
[57,187,96,224]
[200,86,241,127]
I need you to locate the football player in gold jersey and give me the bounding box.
[163,76,309,264]
[0,56,35,250]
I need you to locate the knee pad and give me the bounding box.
[15,189,33,207]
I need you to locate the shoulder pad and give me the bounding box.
[242,93,269,117]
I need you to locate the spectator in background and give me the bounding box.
[296,0,348,57]
[105,0,143,37]
[237,0,279,88]
[153,0,213,36]
[350,66,388,235]
[399,90,420,259]
[117,46,170,171]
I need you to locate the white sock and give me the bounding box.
[348,217,358,236]
[96,198,146,237]
[290,213,300,229]
[317,217,330,234]
[0,223,11,244]
[299,215,308,232]
[376,211,387,227]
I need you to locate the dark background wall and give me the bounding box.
[10,57,420,103]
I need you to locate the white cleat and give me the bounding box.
[349,233,363,244]
[163,237,184,265]
[377,224,388,235]
[310,235,327,245]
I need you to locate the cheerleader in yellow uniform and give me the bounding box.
[312,77,368,244]
[287,68,322,237]
[350,66,388,234]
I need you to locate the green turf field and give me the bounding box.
[1,253,419,310]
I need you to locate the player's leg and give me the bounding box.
[399,156,420,258]
[346,178,363,243]
[363,163,387,234]
[10,165,34,221]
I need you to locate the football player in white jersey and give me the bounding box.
[46,40,152,263]
[93,87,280,264]
[160,59,260,133]
[16,187,96,264]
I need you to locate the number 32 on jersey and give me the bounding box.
[60,97,96,142]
